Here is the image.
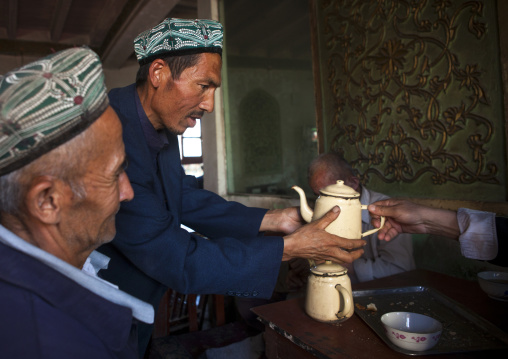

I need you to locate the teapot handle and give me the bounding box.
[360,205,385,237]
[335,284,353,320]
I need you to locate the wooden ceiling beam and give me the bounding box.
[89,0,129,47]
[101,0,180,69]
[0,38,96,57]
[51,0,73,42]
[8,0,18,39]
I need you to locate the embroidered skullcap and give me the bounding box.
[134,18,223,65]
[0,47,109,176]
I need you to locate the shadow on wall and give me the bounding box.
[412,234,505,281]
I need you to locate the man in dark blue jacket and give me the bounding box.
[0,47,153,358]
[97,18,367,355]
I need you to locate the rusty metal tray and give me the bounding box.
[353,286,508,356]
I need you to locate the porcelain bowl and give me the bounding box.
[477,271,508,301]
[381,312,442,352]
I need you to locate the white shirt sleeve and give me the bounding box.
[457,208,497,260]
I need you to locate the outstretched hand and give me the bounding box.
[282,206,366,263]
[368,199,429,241]
[369,198,460,241]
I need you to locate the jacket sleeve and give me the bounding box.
[113,177,283,298]
[179,173,270,239]
[107,84,283,298]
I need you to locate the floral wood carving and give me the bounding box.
[318,0,505,198]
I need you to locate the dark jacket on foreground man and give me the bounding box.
[0,236,140,359]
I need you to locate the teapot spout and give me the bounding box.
[292,185,313,223]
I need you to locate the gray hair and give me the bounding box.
[308,152,356,181]
[0,127,95,216]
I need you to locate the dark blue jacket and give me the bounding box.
[98,84,284,354]
[0,242,139,359]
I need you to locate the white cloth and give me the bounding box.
[82,251,109,276]
[82,251,120,289]
[0,225,154,324]
[352,187,416,283]
[457,208,498,260]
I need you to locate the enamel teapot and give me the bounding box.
[305,261,353,323]
[292,180,385,323]
[292,180,385,239]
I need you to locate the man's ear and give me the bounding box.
[25,176,64,225]
[149,59,171,88]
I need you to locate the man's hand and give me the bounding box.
[260,206,305,234]
[368,198,460,241]
[282,206,366,263]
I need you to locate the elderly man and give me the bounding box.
[308,153,415,283]
[0,48,153,358]
[97,18,366,354]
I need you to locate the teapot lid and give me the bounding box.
[311,261,348,276]
[319,180,360,198]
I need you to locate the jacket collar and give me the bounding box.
[0,225,153,323]
[0,238,134,351]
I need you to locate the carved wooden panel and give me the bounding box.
[311,0,506,201]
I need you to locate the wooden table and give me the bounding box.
[252,269,508,358]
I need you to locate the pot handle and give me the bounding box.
[335,284,353,320]
[360,204,385,237]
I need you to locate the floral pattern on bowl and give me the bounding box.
[381,312,442,352]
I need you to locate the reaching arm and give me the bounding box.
[368,199,460,241]
[368,199,503,264]
[260,206,366,263]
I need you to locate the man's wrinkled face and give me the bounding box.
[63,106,134,251]
[152,53,222,135]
